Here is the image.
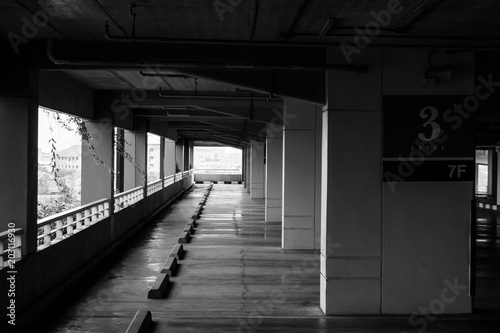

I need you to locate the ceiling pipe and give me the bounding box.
[104,21,500,47]
[158,90,279,100]
[282,31,500,42]
[105,21,329,47]
[48,39,366,72]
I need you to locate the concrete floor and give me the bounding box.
[45,185,500,332]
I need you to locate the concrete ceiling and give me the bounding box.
[4,0,500,44]
[3,0,500,147]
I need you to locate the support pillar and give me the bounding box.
[489,148,497,198]
[265,132,282,222]
[189,141,194,171]
[81,116,114,205]
[135,123,147,190]
[496,151,500,203]
[320,49,383,314]
[0,70,39,256]
[242,147,247,187]
[175,140,183,172]
[164,139,176,177]
[246,147,251,193]
[160,137,165,185]
[321,48,473,315]
[183,139,190,171]
[250,141,265,198]
[123,130,138,191]
[115,129,125,193]
[282,98,318,250]
[314,108,322,249]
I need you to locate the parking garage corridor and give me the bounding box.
[40,184,500,333]
[44,184,322,332]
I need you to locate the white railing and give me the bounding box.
[194,168,241,174]
[0,228,23,268]
[114,186,144,212]
[175,172,183,183]
[147,178,163,196]
[20,169,194,255]
[37,199,110,250]
[164,174,175,187]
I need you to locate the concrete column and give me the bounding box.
[489,148,497,197]
[159,137,165,184]
[246,147,251,193]
[164,139,176,177]
[0,70,39,256]
[320,50,383,314]
[265,132,283,222]
[321,48,474,315]
[123,130,137,191]
[81,119,114,205]
[250,141,265,198]
[135,124,147,190]
[175,141,183,172]
[183,139,190,171]
[242,147,247,188]
[320,49,384,315]
[282,98,319,250]
[189,141,194,170]
[320,102,382,314]
[496,151,500,202]
[115,129,125,193]
[320,49,386,315]
[314,108,322,249]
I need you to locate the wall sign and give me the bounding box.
[383,96,474,183]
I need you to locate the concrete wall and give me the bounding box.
[194,174,242,182]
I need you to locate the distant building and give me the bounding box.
[194,147,242,172]
[38,149,52,170]
[148,143,161,176]
[57,145,81,170]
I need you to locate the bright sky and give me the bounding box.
[38,108,82,152]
